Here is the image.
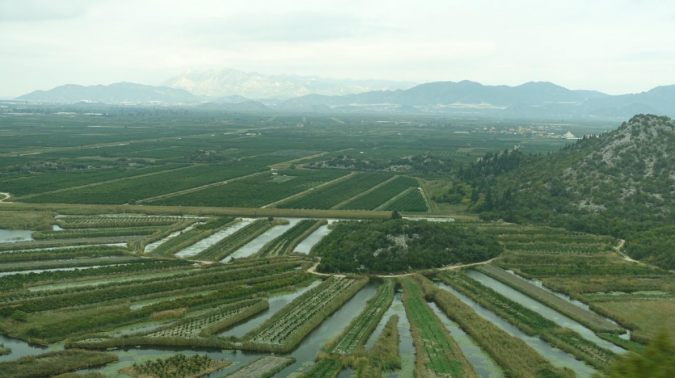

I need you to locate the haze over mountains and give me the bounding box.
[15,68,675,119]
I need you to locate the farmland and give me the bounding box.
[0,109,673,377]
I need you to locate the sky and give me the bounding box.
[1,0,674,97]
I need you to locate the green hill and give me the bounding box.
[451,114,675,269]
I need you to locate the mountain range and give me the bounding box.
[16,73,675,119]
[160,68,415,99]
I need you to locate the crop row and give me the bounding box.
[417,274,575,378]
[298,359,343,378]
[257,219,324,257]
[150,217,236,257]
[24,163,267,204]
[502,243,608,254]
[33,226,163,240]
[225,356,295,378]
[278,172,393,210]
[0,259,193,295]
[439,271,616,369]
[400,277,476,378]
[35,271,314,344]
[0,246,130,264]
[153,169,349,208]
[119,354,228,378]
[57,216,181,229]
[0,262,302,316]
[342,176,418,210]
[145,299,269,338]
[195,219,282,261]
[244,277,368,352]
[0,255,144,274]
[329,279,395,355]
[478,264,624,333]
[382,188,428,212]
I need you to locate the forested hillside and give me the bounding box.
[449,114,675,269]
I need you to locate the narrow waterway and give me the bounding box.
[435,282,597,378]
[222,218,302,262]
[465,270,624,353]
[0,229,33,243]
[428,302,504,378]
[175,219,254,258]
[293,220,336,254]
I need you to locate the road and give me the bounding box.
[306,257,497,278]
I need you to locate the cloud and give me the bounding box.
[0,0,94,22]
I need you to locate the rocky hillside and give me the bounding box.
[457,115,675,268]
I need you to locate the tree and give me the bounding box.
[595,330,675,378]
[391,210,402,219]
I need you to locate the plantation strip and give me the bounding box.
[417,275,575,378]
[119,354,230,378]
[0,350,118,378]
[264,172,357,209]
[225,356,295,378]
[327,279,395,355]
[439,271,616,370]
[33,226,163,240]
[0,255,143,273]
[1,202,394,220]
[399,277,477,378]
[139,170,270,204]
[194,219,284,261]
[257,219,325,257]
[0,236,144,252]
[383,188,428,213]
[342,176,419,211]
[297,359,343,378]
[243,276,368,352]
[478,264,624,333]
[333,175,399,210]
[0,246,130,263]
[57,216,182,229]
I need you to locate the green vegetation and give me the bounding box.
[33,226,162,240]
[383,188,429,212]
[0,350,118,378]
[278,172,393,209]
[0,210,55,231]
[243,277,367,352]
[399,277,477,378]
[224,356,295,378]
[327,279,395,355]
[414,275,575,378]
[298,359,343,378]
[595,331,675,378]
[355,315,401,377]
[439,271,615,369]
[194,218,285,261]
[153,169,349,207]
[312,219,502,274]
[478,264,623,333]
[0,343,10,356]
[341,176,419,210]
[119,354,230,378]
[258,219,325,257]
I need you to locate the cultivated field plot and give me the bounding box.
[56,216,183,228]
[382,188,428,212]
[329,279,395,355]
[194,219,281,261]
[22,164,268,204]
[278,172,393,210]
[244,277,367,351]
[400,278,477,378]
[225,356,295,378]
[146,299,269,338]
[341,176,419,210]
[478,264,623,333]
[258,219,324,257]
[297,359,342,378]
[152,169,349,207]
[119,354,230,378]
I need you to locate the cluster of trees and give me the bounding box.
[309,153,458,177]
[312,219,503,274]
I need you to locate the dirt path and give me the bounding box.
[306,257,497,278]
[614,239,638,263]
[0,192,11,203]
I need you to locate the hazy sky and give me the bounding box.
[1,0,674,97]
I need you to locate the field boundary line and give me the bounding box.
[418,179,437,212]
[14,164,197,200]
[270,148,354,170]
[332,175,399,210]
[139,170,270,204]
[262,171,357,209]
